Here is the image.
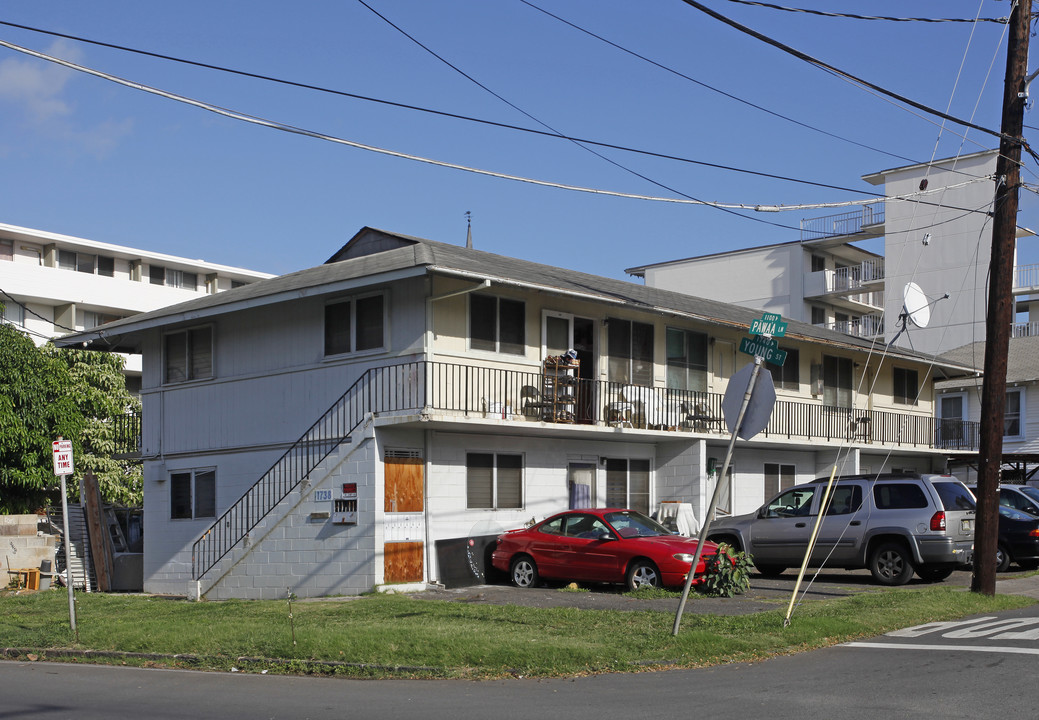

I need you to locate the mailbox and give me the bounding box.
[332,482,358,525]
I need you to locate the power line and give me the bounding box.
[0,32,1003,227]
[0,19,897,199]
[0,18,1007,202]
[355,0,793,231]
[678,0,1034,157]
[717,0,1009,24]
[518,0,921,168]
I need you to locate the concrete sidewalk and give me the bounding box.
[996,573,1039,599]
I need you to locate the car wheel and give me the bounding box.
[626,560,661,591]
[869,541,915,586]
[510,555,539,588]
[915,566,954,583]
[996,544,1012,573]
[754,563,786,578]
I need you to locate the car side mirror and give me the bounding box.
[758,507,769,519]
[597,530,616,541]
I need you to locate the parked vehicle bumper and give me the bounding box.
[916,537,974,567]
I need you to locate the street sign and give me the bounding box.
[722,362,777,440]
[749,312,787,338]
[739,336,787,366]
[52,439,74,476]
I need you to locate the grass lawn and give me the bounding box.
[0,587,1032,679]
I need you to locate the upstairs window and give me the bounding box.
[823,355,852,408]
[0,239,12,261]
[164,327,213,383]
[82,311,122,329]
[1,300,25,327]
[56,250,115,276]
[325,294,386,356]
[608,318,653,386]
[1005,389,1023,438]
[893,367,919,405]
[666,327,707,392]
[470,294,525,354]
[150,265,198,290]
[767,347,799,390]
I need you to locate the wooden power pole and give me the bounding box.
[972,0,1032,595]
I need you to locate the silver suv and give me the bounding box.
[706,473,976,585]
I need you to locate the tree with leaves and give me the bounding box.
[0,323,141,513]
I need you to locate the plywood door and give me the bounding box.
[384,541,424,584]
[385,456,423,513]
[384,456,424,583]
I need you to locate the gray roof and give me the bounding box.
[936,336,1039,389]
[54,227,976,373]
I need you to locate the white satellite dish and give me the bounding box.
[902,282,931,328]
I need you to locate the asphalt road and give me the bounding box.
[4,602,1038,720]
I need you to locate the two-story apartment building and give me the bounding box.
[0,222,274,390]
[56,228,979,600]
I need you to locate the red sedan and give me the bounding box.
[491,508,719,591]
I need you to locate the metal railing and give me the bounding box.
[823,314,884,338]
[1014,263,1039,291]
[112,412,141,457]
[801,204,884,241]
[1012,320,1039,338]
[191,362,425,580]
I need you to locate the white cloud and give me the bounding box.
[0,40,134,156]
[0,40,81,122]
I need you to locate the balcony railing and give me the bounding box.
[1014,263,1039,291]
[820,314,884,339]
[801,204,885,242]
[114,361,979,461]
[1012,320,1039,338]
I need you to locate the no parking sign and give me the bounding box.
[52,438,74,476]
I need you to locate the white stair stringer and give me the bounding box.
[196,435,366,600]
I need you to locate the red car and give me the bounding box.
[491,508,719,591]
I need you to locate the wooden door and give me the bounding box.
[384,455,424,583]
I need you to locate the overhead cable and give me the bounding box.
[0,38,1002,223]
[678,0,1032,156]
[717,0,1009,24]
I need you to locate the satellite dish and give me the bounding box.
[903,282,930,328]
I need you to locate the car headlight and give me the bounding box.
[673,553,696,563]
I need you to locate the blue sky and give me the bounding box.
[0,1,1034,279]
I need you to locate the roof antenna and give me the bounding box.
[888,282,948,347]
[465,211,473,249]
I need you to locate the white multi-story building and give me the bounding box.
[628,150,1036,357]
[0,222,274,390]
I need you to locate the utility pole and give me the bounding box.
[972,0,1031,595]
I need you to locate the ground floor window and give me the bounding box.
[763,463,795,499]
[466,453,523,509]
[170,468,216,519]
[605,458,650,514]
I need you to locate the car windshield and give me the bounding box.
[1000,505,1036,522]
[1019,486,1039,503]
[933,481,977,511]
[603,510,672,538]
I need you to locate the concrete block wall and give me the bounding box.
[202,435,378,600]
[1,515,57,580]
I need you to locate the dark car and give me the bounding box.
[490,508,720,591]
[996,505,1039,572]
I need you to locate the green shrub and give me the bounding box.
[697,544,753,597]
